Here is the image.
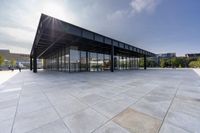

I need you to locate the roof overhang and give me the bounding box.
[31,14,156,58]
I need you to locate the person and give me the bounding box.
[19,66,21,72]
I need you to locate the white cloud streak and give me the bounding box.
[130,0,161,13]
[107,0,161,22]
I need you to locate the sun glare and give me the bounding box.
[41,2,76,23]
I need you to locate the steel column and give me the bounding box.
[111,45,114,72]
[144,55,147,70]
[30,56,32,71]
[33,49,37,73]
[86,51,89,71]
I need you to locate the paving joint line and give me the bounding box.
[62,89,131,133]
[10,73,24,133]
[157,81,182,133]
[39,84,73,133]
[91,83,161,133]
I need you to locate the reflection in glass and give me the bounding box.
[80,51,87,71]
[44,46,140,72]
[61,48,65,71]
[65,47,69,72]
[114,56,118,70]
[98,53,104,71]
[104,54,110,70]
[70,49,80,72]
[89,52,97,71]
[59,49,62,71]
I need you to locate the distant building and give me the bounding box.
[153,53,176,66]
[185,53,200,58]
[0,49,29,68]
[0,49,43,69]
[157,53,176,58]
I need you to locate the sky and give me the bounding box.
[0,0,199,56]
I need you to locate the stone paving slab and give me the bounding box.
[13,107,60,133]
[0,71,18,85]
[0,69,200,133]
[27,119,70,133]
[63,108,108,133]
[93,121,130,133]
[0,119,13,133]
[113,108,161,133]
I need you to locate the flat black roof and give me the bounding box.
[31,14,155,58]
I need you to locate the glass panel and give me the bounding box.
[65,47,69,72]
[45,59,47,69]
[70,49,80,72]
[62,48,65,71]
[104,54,110,70]
[130,57,133,69]
[116,55,120,70]
[89,52,97,71]
[80,51,87,71]
[114,56,118,70]
[134,58,137,69]
[51,56,54,70]
[127,57,130,69]
[58,49,61,71]
[52,54,56,70]
[136,58,139,69]
[98,53,104,71]
[121,56,125,70]
[119,56,122,70]
[124,56,127,70]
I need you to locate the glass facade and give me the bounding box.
[44,46,139,72]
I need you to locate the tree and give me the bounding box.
[171,58,178,67]
[160,58,166,68]
[139,58,144,67]
[0,55,4,66]
[147,60,157,67]
[10,59,16,67]
[189,60,200,68]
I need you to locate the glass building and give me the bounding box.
[30,14,155,73]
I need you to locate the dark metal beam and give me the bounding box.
[38,34,65,58]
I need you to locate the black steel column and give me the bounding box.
[33,49,37,73]
[86,51,89,71]
[111,45,114,72]
[69,48,70,72]
[30,56,32,71]
[144,55,147,70]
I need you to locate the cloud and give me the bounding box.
[107,0,161,22]
[0,27,34,43]
[130,0,161,13]
[0,0,77,54]
[106,10,129,21]
[0,0,163,54]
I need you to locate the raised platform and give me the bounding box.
[0,69,200,133]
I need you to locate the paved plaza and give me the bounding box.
[0,69,200,133]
